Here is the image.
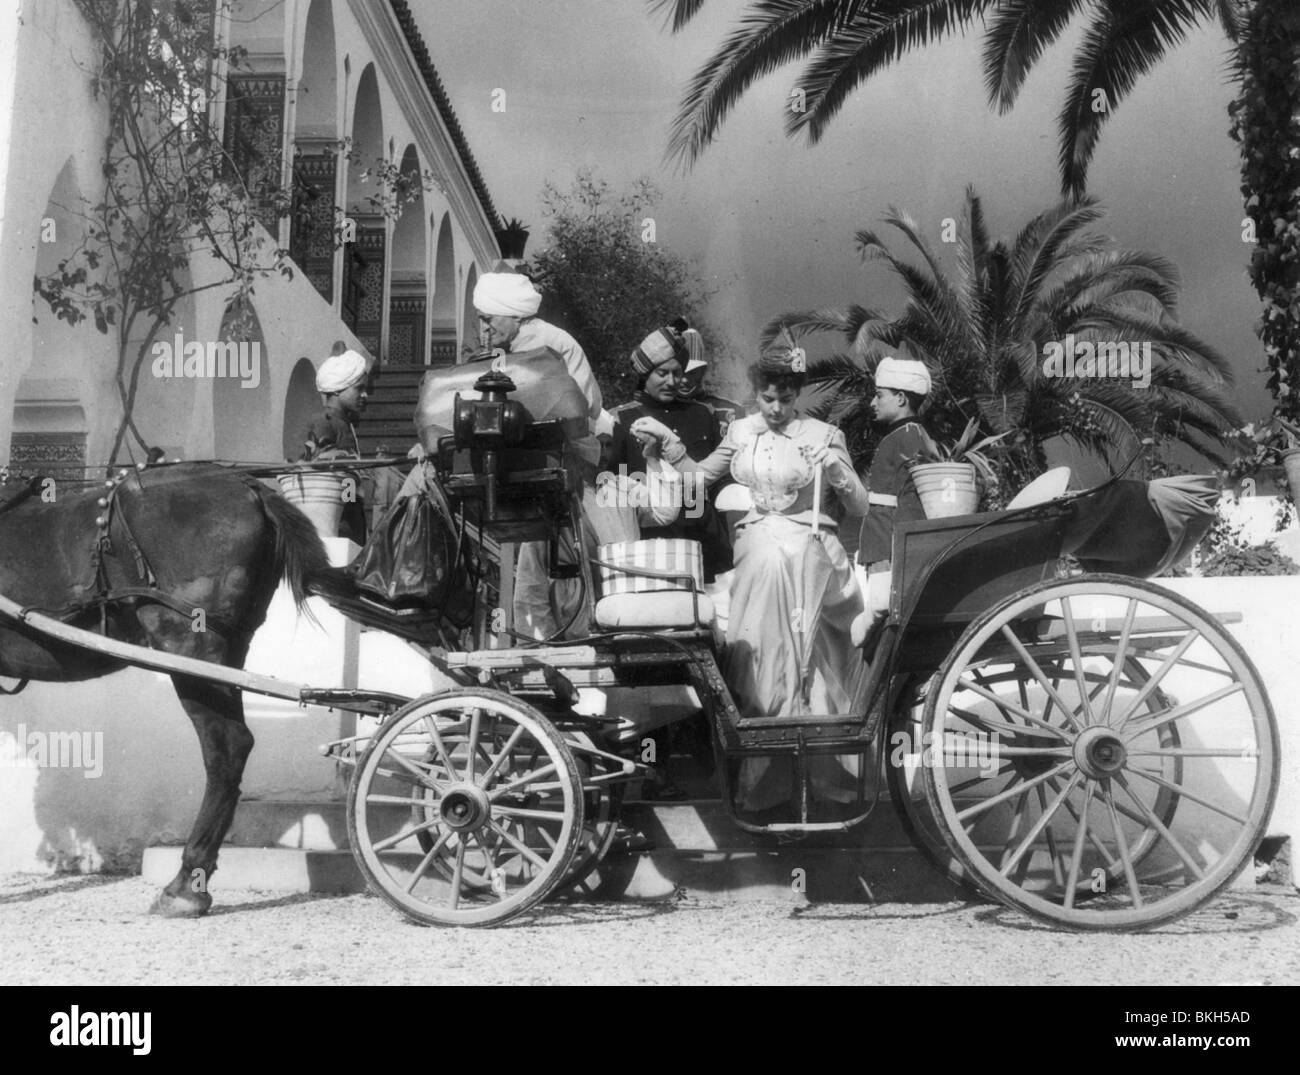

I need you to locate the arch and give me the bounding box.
[462,264,479,361]
[430,212,457,365]
[212,299,271,460]
[295,0,337,139]
[282,357,319,460]
[288,0,339,302]
[341,64,386,355]
[346,64,384,216]
[387,144,428,365]
[15,157,89,478]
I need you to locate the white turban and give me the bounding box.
[316,349,369,393]
[875,356,932,396]
[473,272,542,318]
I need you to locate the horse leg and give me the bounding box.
[149,674,254,918]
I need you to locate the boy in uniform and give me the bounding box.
[853,357,936,652]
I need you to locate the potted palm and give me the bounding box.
[908,418,1007,518]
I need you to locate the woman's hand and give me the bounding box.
[803,444,850,484]
[630,416,682,459]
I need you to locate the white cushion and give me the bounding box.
[594,590,716,630]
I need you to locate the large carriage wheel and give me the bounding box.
[922,575,1278,931]
[347,690,584,927]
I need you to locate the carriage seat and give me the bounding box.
[593,589,716,630]
[592,538,719,638]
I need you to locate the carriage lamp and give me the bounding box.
[453,369,530,520]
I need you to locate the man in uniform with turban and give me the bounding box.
[299,348,370,543]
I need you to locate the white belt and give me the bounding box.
[868,492,898,507]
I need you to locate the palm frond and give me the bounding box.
[649,0,710,33]
[982,0,1091,112]
[788,0,996,144]
[665,0,863,167]
[1007,195,1106,334]
[1071,307,1235,383]
[1057,1,1220,199]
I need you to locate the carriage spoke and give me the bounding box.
[492,805,567,823]
[378,749,445,792]
[487,820,550,870]
[1063,780,1095,909]
[1036,783,1068,888]
[948,704,1066,742]
[1113,773,1204,880]
[949,765,1013,795]
[372,815,444,854]
[999,771,1081,878]
[957,677,1038,724]
[1059,598,1095,725]
[1128,747,1258,758]
[486,762,559,801]
[464,708,483,783]
[1122,682,1245,740]
[1049,776,1120,869]
[997,791,1031,873]
[998,627,1085,732]
[421,716,461,781]
[1101,783,1143,907]
[1125,767,1250,825]
[366,793,446,807]
[955,760,1074,823]
[469,832,507,900]
[1095,599,1139,723]
[477,724,527,789]
[448,842,466,910]
[1108,630,1200,729]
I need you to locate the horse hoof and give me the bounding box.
[149,889,212,919]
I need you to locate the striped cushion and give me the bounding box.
[596,539,704,597]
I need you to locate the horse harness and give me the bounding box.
[53,467,248,648]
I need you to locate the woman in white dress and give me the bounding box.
[632,346,871,811]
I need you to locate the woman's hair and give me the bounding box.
[748,348,806,394]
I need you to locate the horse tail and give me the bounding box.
[245,480,335,613]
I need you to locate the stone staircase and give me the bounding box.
[355,364,426,458]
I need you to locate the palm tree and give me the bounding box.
[770,187,1241,491]
[654,0,1247,199]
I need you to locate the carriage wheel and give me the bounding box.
[551,731,626,898]
[347,689,584,927]
[922,575,1278,931]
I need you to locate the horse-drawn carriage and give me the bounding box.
[0,352,1279,931]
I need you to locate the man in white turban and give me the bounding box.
[473,272,602,421]
[296,347,371,543]
[470,272,607,639]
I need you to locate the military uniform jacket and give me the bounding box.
[858,418,932,565]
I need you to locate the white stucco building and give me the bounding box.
[0,0,502,474]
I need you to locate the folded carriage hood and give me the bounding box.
[1064,475,1219,577]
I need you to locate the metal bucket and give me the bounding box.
[278,471,347,537]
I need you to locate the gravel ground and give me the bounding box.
[1,873,1297,986]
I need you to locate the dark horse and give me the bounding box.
[0,462,332,917]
